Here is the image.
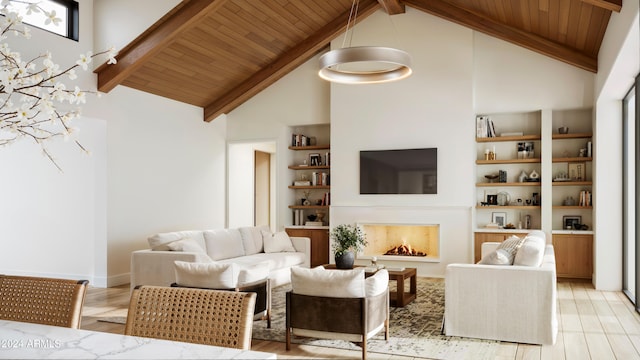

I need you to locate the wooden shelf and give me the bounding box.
[476,134,541,142]
[552,133,592,139]
[552,181,592,186]
[552,157,592,162]
[289,145,330,150]
[552,206,593,209]
[288,185,330,189]
[477,182,541,187]
[289,165,330,170]
[476,205,540,210]
[289,205,330,209]
[476,158,541,164]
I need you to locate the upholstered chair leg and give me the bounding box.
[267,309,271,329]
[362,338,367,360]
[286,328,291,351]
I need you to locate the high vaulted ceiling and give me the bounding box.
[94,0,621,122]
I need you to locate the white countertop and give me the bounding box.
[0,320,276,359]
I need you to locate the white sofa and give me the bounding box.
[444,231,557,345]
[130,226,311,291]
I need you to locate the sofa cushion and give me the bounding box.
[262,230,296,253]
[148,230,205,251]
[174,261,239,289]
[514,233,546,266]
[365,269,389,297]
[479,235,524,265]
[219,252,305,272]
[239,226,269,255]
[166,238,206,253]
[291,266,366,298]
[204,229,245,261]
[237,262,270,287]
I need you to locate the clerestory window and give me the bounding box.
[5,0,78,41]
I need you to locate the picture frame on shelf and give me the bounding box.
[562,215,582,230]
[568,162,586,181]
[492,212,507,227]
[309,153,322,166]
[487,194,498,205]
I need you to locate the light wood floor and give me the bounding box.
[81,280,640,359]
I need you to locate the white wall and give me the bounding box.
[0,0,227,287]
[328,8,598,277]
[91,86,226,286]
[593,2,639,291]
[0,0,106,282]
[226,54,330,231]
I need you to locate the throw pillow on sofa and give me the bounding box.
[513,233,546,266]
[204,229,246,261]
[479,235,525,265]
[166,238,207,253]
[262,230,296,253]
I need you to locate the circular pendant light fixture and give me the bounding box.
[318,0,412,84]
[318,46,412,84]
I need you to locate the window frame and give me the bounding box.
[12,0,79,41]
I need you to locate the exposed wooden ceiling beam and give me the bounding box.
[95,0,228,93]
[203,0,381,121]
[581,0,622,12]
[377,0,405,14]
[404,0,597,73]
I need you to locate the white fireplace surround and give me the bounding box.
[330,206,473,276]
[359,223,440,263]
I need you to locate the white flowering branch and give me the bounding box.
[0,0,117,171]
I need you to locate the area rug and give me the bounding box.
[253,277,497,360]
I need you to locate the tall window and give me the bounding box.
[623,76,639,308]
[6,0,78,41]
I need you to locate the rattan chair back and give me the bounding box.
[0,275,89,329]
[125,285,256,349]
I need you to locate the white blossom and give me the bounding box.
[76,51,92,70]
[0,1,116,170]
[43,10,60,26]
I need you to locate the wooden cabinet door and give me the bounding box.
[552,234,593,279]
[285,228,329,267]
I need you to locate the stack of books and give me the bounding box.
[476,116,496,138]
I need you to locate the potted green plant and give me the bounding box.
[331,224,367,269]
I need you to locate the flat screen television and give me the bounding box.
[360,148,437,194]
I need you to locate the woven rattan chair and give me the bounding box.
[0,274,89,329]
[171,278,271,328]
[125,285,256,349]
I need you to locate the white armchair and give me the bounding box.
[444,241,558,345]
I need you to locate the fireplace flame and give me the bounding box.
[384,240,426,256]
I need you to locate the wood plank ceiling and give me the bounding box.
[94,0,621,122]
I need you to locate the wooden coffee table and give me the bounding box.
[321,265,417,307]
[387,267,417,307]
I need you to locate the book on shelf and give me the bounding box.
[294,180,311,186]
[305,221,323,226]
[579,190,592,206]
[476,115,496,138]
[293,209,305,226]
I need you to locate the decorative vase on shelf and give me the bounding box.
[518,170,528,183]
[335,251,355,269]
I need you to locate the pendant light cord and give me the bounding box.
[341,0,359,49]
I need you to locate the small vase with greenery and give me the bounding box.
[331,224,367,269]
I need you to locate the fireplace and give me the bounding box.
[359,223,440,262]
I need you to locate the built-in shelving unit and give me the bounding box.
[474,109,594,279]
[285,124,331,267]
